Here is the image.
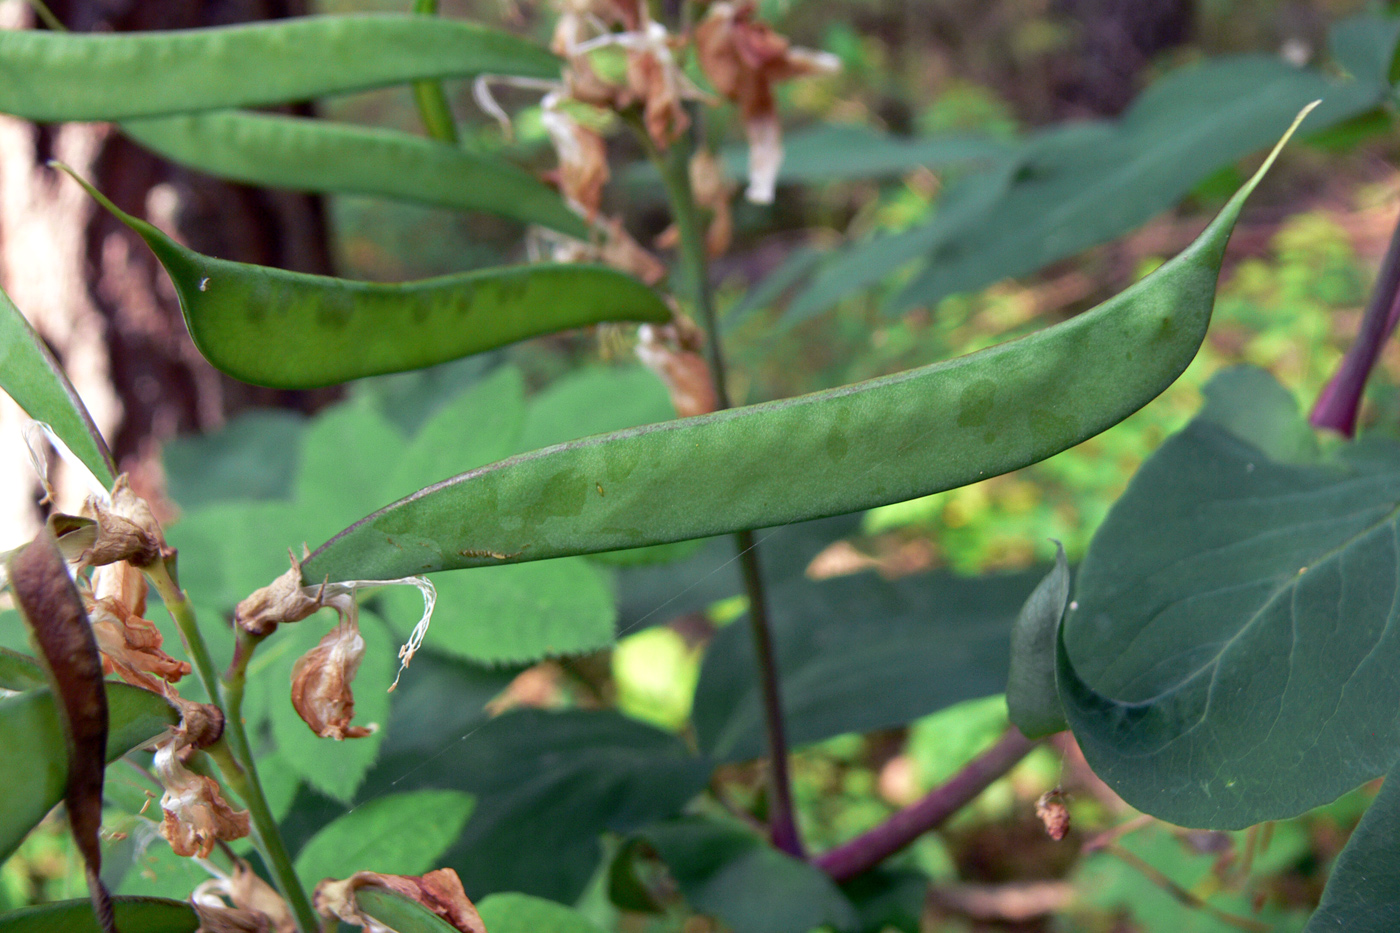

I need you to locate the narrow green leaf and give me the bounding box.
[1005,542,1069,739]
[1306,768,1400,932]
[0,15,558,122]
[61,168,669,389]
[1058,366,1400,827]
[730,123,1011,183]
[0,287,114,486]
[293,790,473,889]
[355,888,468,933]
[0,646,45,692]
[476,892,609,933]
[305,109,1306,583]
[120,112,586,237]
[0,897,197,933]
[0,684,178,862]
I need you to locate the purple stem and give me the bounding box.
[1310,206,1400,436]
[814,728,1036,882]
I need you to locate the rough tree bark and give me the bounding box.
[0,0,338,538]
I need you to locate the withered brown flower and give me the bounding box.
[315,869,485,933]
[290,607,376,740]
[85,561,191,693]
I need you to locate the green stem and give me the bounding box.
[411,0,460,144]
[648,123,803,857]
[147,562,319,933]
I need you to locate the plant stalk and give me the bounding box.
[410,0,460,144]
[148,562,320,933]
[650,126,803,856]
[814,728,1037,882]
[1310,204,1400,436]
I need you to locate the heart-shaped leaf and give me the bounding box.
[1059,366,1400,827]
[0,15,558,122]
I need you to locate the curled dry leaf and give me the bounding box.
[78,474,165,568]
[235,548,324,636]
[694,1,839,202]
[315,868,486,933]
[290,604,376,740]
[636,323,718,417]
[85,560,191,693]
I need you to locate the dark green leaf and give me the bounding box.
[475,893,609,933]
[357,709,710,903]
[0,15,558,122]
[63,170,670,389]
[0,646,44,691]
[731,123,1011,183]
[693,516,1041,760]
[1005,542,1069,739]
[306,113,1295,582]
[0,684,177,862]
[293,790,474,888]
[121,112,586,237]
[641,817,858,933]
[162,410,305,509]
[0,897,197,933]
[0,287,113,485]
[1306,768,1400,932]
[1059,366,1400,827]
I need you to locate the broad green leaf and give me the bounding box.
[381,558,614,665]
[1059,366,1400,827]
[1306,765,1400,932]
[0,287,113,485]
[162,410,306,509]
[63,170,671,389]
[1005,542,1069,739]
[476,892,608,933]
[693,516,1040,760]
[513,366,672,455]
[121,112,586,237]
[0,15,558,122]
[294,396,405,548]
[267,608,395,803]
[293,790,473,888]
[355,888,464,933]
[0,684,177,862]
[357,709,709,903]
[640,818,858,933]
[0,897,197,933]
[114,838,216,902]
[304,112,1297,584]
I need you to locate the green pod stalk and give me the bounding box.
[302,108,1317,583]
[58,168,670,389]
[0,14,558,122]
[1006,542,1070,738]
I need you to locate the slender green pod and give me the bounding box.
[0,14,558,122]
[1005,542,1070,738]
[0,287,115,486]
[303,107,1317,583]
[120,112,586,237]
[59,168,669,389]
[0,896,198,933]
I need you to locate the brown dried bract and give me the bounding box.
[85,561,191,693]
[314,868,485,933]
[154,741,250,858]
[694,1,838,202]
[234,549,324,636]
[290,611,376,740]
[193,860,296,933]
[77,475,165,568]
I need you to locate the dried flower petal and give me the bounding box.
[636,324,718,417]
[543,94,610,221]
[154,741,250,858]
[290,606,376,740]
[315,869,485,933]
[192,860,295,933]
[85,561,191,693]
[77,475,164,568]
[694,1,839,202]
[600,217,667,286]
